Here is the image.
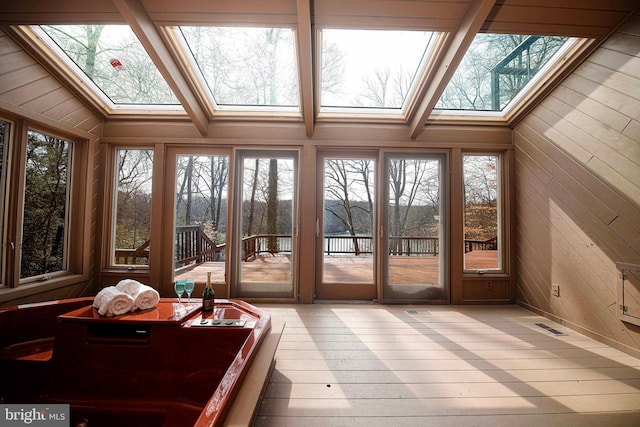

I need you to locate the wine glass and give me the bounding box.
[174,280,185,306]
[184,278,195,306]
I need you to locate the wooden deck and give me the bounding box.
[252,304,640,426]
[176,251,498,285]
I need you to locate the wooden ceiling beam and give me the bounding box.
[296,0,315,137]
[111,0,209,136]
[408,0,496,140]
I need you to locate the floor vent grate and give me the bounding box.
[407,309,430,315]
[535,323,566,336]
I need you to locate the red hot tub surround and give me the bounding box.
[0,297,272,427]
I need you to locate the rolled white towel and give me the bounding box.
[133,284,160,311]
[115,279,143,296]
[93,286,134,316]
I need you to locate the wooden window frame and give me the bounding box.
[461,151,507,275]
[105,147,155,271]
[162,146,233,296]
[0,117,91,301]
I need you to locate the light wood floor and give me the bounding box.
[253,304,640,426]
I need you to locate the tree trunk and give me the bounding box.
[246,159,259,236]
[266,159,278,254]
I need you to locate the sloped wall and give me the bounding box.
[0,29,102,136]
[514,15,640,356]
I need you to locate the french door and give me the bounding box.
[316,150,448,302]
[232,150,298,299]
[382,153,447,302]
[316,152,377,300]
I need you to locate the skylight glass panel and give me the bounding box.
[320,29,436,111]
[179,26,299,110]
[436,34,570,111]
[38,25,180,106]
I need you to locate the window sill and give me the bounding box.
[0,274,87,305]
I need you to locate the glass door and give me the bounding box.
[173,153,229,285]
[233,150,298,299]
[316,152,377,300]
[382,153,447,302]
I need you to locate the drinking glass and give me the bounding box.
[174,280,185,305]
[184,278,195,306]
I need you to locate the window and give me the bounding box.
[0,121,90,292]
[174,154,229,283]
[384,154,446,301]
[322,156,376,284]
[178,26,300,112]
[319,29,439,114]
[463,154,501,271]
[20,130,72,279]
[234,151,298,299]
[36,25,180,107]
[112,149,153,267]
[15,21,587,123]
[436,34,571,112]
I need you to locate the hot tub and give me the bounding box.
[0,297,272,427]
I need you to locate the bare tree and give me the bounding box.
[354,67,413,108]
[114,149,153,260]
[181,27,300,106]
[389,160,425,233]
[324,159,374,255]
[321,40,345,96]
[173,154,230,261]
[208,156,228,231]
[176,156,195,225]
[438,34,567,110]
[42,25,176,104]
[266,159,279,253]
[244,159,260,236]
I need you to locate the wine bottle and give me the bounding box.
[202,272,215,312]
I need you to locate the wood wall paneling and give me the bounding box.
[0,0,122,25]
[0,30,102,137]
[514,14,640,355]
[483,0,639,37]
[313,0,470,31]
[516,132,640,350]
[461,279,511,302]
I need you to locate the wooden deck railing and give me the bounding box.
[116,230,496,265]
[242,234,292,261]
[388,236,439,256]
[464,236,497,253]
[324,235,374,256]
[114,226,224,267]
[174,225,224,268]
[114,240,150,265]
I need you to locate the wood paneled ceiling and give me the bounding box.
[1,0,638,139]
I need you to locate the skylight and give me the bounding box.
[178,26,299,112]
[320,29,438,113]
[37,25,180,107]
[436,34,571,112]
[23,23,583,123]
